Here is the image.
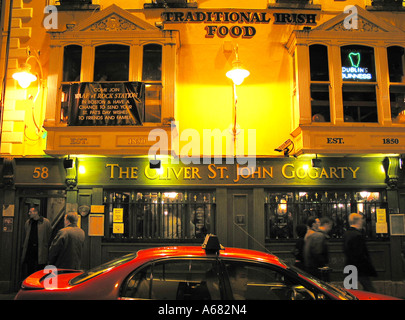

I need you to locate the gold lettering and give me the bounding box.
[172,167,183,180]
[349,167,360,178]
[263,167,273,178]
[119,167,130,179]
[131,167,138,179]
[337,167,348,178]
[330,167,340,179]
[282,164,294,179]
[307,168,319,179]
[208,164,217,179]
[106,164,119,179]
[192,167,202,179]
[319,168,329,179]
[144,166,159,180]
[184,167,191,179]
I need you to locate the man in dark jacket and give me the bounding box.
[49,212,85,270]
[304,217,333,280]
[343,213,377,292]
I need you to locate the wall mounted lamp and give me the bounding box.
[312,155,322,168]
[12,47,42,89]
[226,45,250,150]
[12,63,37,89]
[226,45,250,86]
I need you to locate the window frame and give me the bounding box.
[59,41,165,126]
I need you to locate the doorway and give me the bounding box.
[13,189,66,290]
[227,189,253,249]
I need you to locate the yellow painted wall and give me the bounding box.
[2,0,405,158]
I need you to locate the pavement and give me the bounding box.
[0,292,16,300]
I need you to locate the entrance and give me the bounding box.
[13,189,66,290]
[227,189,253,249]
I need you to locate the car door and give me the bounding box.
[220,259,327,300]
[120,258,226,300]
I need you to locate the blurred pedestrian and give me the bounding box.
[343,213,377,292]
[304,216,320,242]
[21,206,51,277]
[49,212,85,269]
[304,217,333,280]
[293,224,308,270]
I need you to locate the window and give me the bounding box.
[143,44,162,123]
[265,190,386,240]
[103,190,215,241]
[309,45,330,122]
[121,259,221,300]
[341,45,377,122]
[94,44,129,81]
[388,46,405,123]
[63,45,82,82]
[59,43,166,125]
[223,260,319,300]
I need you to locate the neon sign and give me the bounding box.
[342,52,373,81]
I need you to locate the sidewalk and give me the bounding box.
[0,292,16,300]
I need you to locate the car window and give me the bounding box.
[70,252,138,285]
[121,259,222,300]
[223,260,318,300]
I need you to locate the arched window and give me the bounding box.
[94,44,130,81]
[387,46,405,123]
[142,44,162,123]
[341,45,377,122]
[309,44,330,122]
[63,45,82,82]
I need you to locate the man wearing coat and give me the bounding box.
[22,206,52,276]
[343,213,377,292]
[49,212,85,270]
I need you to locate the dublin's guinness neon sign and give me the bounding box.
[342,52,373,81]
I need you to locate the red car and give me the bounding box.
[15,235,400,300]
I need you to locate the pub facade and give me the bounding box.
[1,0,405,294]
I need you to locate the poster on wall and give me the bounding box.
[65,82,145,126]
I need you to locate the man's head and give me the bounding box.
[319,216,333,233]
[348,213,364,230]
[28,207,40,220]
[307,216,320,231]
[64,212,79,227]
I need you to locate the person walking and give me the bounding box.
[21,206,52,277]
[49,212,85,270]
[304,217,333,280]
[343,213,377,292]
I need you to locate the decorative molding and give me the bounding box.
[83,14,144,32]
[328,17,383,32]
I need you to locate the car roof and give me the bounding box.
[136,245,286,267]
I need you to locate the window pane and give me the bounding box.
[266,190,386,241]
[390,85,405,123]
[142,44,162,81]
[224,261,316,300]
[63,45,82,82]
[311,83,330,122]
[150,260,220,300]
[341,45,375,82]
[387,46,405,83]
[144,84,162,122]
[310,45,329,81]
[103,190,215,240]
[343,84,377,122]
[94,44,129,81]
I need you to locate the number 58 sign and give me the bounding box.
[33,167,49,179]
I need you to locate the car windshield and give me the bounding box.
[287,263,357,300]
[70,252,138,285]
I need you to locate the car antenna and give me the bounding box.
[232,221,273,254]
